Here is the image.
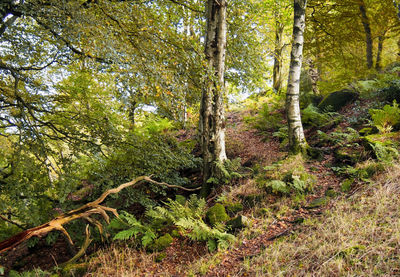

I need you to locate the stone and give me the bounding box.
[318,89,358,112]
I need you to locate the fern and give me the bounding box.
[110,212,156,247]
[147,195,234,251]
[369,101,400,134]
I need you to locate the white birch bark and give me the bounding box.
[286,0,307,153]
[199,0,227,196]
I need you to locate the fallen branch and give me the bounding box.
[0,176,201,254]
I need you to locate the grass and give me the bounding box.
[238,165,400,276]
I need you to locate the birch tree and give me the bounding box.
[286,0,307,154]
[199,0,228,196]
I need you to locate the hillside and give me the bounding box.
[2,75,399,276]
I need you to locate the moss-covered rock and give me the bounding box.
[206,204,229,226]
[226,215,250,231]
[224,202,244,216]
[152,234,173,251]
[318,89,358,112]
[334,144,368,165]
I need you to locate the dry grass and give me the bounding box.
[240,166,400,277]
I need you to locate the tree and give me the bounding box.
[286,0,307,154]
[199,0,228,196]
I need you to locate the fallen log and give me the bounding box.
[0,176,200,254]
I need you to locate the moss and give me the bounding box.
[308,197,328,208]
[240,194,264,208]
[334,144,367,165]
[61,263,88,277]
[226,215,249,231]
[224,202,244,215]
[155,252,167,263]
[170,229,180,238]
[152,234,173,251]
[206,203,229,226]
[325,188,337,198]
[318,89,358,112]
[341,178,354,192]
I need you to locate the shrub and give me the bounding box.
[301,104,341,127]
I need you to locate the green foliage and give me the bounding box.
[206,204,230,226]
[146,195,234,251]
[109,211,156,248]
[369,101,400,133]
[317,127,360,147]
[370,143,399,164]
[152,233,173,251]
[259,154,316,195]
[301,104,341,127]
[208,158,243,185]
[8,269,50,277]
[246,99,285,133]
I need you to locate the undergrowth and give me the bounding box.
[245,166,400,276]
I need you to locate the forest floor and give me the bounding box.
[2,97,399,276]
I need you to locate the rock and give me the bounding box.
[334,145,367,165]
[318,89,358,112]
[227,215,250,231]
[206,203,229,226]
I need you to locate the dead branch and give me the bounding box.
[0,176,201,254]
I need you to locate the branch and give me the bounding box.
[167,0,203,13]
[0,176,200,254]
[0,214,25,230]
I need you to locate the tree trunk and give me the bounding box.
[199,0,227,197]
[273,19,284,94]
[359,2,373,69]
[306,58,320,95]
[375,35,384,71]
[286,0,307,154]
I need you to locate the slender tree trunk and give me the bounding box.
[199,0,227,197]
[359,2,373,69]
[273,19,284,94]
[286,0,307,154]
[306,58,320,95]
[375,35,384,71]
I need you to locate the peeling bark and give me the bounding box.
[286,0,307,154]
[199,0,227,197]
